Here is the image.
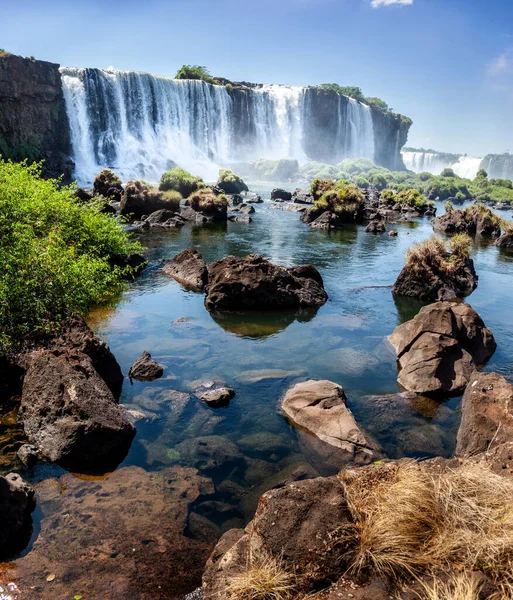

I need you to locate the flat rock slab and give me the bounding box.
[162,248,208,291]
[282,379,377,459]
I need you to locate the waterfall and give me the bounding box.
[402,151,482,179]
[60,67,381,185]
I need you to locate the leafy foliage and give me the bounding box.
[174,65,215,84]
[0,160,140,352]
[159,167,204,198]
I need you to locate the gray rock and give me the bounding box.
[128,351,164,382]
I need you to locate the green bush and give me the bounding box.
[355,175,370,189]
[418,172,433,182]
[319,84,365,102]
[175,65,215,84]
[396,188,427,209]
[159,167,204,197]
[226,83,233,95]
[364,97,389,111]
[440,168,456,178]
[189,188,228,217]
[368,172,388,190]
[312,183,364,221]
[0,160,141,352]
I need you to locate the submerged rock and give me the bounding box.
[282,380,377,461]
[19,349,135,471]
[388,302,496,395]
[456,371,513,457]
[129,351,164,382]
[365,220,386,233]
[162,247,209,291]
[192,380,236,408]
[204,254,328,311]
[0,473,35,559]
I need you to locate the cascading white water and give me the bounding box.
[402,151,482,179]
[452,156,482,179]
[60,67,381,185]
[345,98,375,160]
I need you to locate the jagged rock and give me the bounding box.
[204,254,327,311]
[192,380,236,408]
[227,194,243,206]
[236,203,255,214]
[93,169,123,201]
[388,302,496,395]
[291,188,314,204]
[162,248,208,291]
[456,371,513,457]
[392,246,478,302]
[282,380,377,460]
[270,188,292,201]
[308,210,344,230]
[245,195,263,204]
[17,444,38,468]
[120,180,180,218]
[0,473,35,559]
[128,351,164,381]
[228,215,252,223]
[365,220,386,233]
[145,208,185,228]
[19,349,135,470]
[45,315,124,398]
[202,477,352,598]
[432,206,501,237]
[389,229,398,236]
[495,230,513,248]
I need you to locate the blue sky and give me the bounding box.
[2,0,512,156]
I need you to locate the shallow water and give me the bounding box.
[2,185,513,598]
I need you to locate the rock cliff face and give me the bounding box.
[0,54,72,179]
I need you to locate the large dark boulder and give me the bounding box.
[216,169,249,195]
[432,206,501,237]
[204,254,328,311]
[162,248,209,291]
[291,188,314,204]
[456,371,513,457]
[392,242,478,302]
[0,473,35,559]
[388,302,496,395]
[120,180,180,218]
[270,188,292,201]
[19,349,135,471]
[46,315,124,398]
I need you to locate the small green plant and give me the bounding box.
[226,82,233,95]
[159,167,204,198]
[396,188,427,209]
[441,168,456,178]
[174,65,215,84]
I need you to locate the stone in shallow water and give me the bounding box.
[235,368,305,385]
[3,466,214,600]
[128,351,164,382]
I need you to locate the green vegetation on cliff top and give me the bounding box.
[0,160,141,352]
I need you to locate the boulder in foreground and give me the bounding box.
[204,254,327,311]
[456,371,513,457]
[163,247,208,291]
[20,349,135,471]
[0,473,35,559]
[282,379,377,462]
[388,301,496,395]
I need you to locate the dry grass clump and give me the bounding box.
[462,203,499,225]
[189,188,228,215]
[414,573,482,600]
[449,233,472,258]
[405,236,471,275]
[338,461,513,586]
[226,550,296,600]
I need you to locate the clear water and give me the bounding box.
[2,186,513,598]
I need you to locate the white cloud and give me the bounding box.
[487,49,513,77]
[371,0,413,7]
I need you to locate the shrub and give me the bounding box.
[174,65,215,84]
[319,84,365,102]
[396,188,427,209]
[441,168,456,177]
[380,189,396,204]
[311,178,336,200]
[216,168,248,194]
[311,183,365,222]
[475,169,488,180]
[354,175,370,189]
[159,167,204,197]
[93,168,122,198]
[226,82,233,95]
[445,201,454,213]
[189,188,228,217]
[0,160,140,352]
[368,172,388,190]
[337,158,375,174]
[364,96,389,111]
[450,233,472,258]
[419,172,433,182]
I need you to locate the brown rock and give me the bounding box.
[0,473,35,559]
[205,254,328,311]
[456,371,513,457]
[162,248,208,291]
[128,351,164,382]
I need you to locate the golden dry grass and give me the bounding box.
[226,550,296,600]
[413,573,481,600]
[339,461,513,586]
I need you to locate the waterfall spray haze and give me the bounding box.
[60,67,379,185]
